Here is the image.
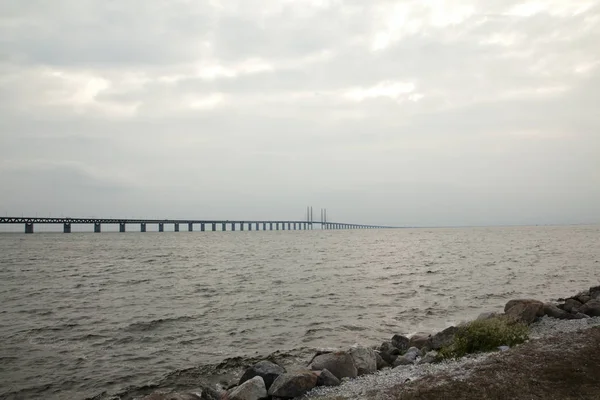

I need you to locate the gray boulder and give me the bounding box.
[409,333,430,349]
[315,369,340,387]
[580,299,600,317]
[309,351,357,380]
[417,351,438,365]
[404,347,420,362]
[378,342,400,364]
[374,351,389,370]
[393,355,415,367]
[142,386,221,400]
[141,392,202,400]
[426,326,458,350]
[505,299,544,324]
[349,346,377,376]
[504,299,544,313]
[268,371,317,399]
[393,347,421,367]
[543,303,571,319]
[572,312,591,319]
[228,376,267,400]
[239,360,285,390]
[579,295,592,304]
[563,298,583,313]
[391,334,410,352]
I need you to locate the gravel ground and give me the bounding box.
[529,315,600,338]
[303,316,600,400]
[303,354,492,399]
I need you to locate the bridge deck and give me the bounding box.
[0,217,393,233]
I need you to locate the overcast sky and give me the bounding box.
[1,0,599,227]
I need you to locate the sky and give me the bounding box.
[1,0,599,227]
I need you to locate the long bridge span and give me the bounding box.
[0,217,395,234]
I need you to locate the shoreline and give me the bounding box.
[304,316,600,400]
[113,285,600,400]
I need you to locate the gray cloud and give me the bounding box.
[1,0,599,226]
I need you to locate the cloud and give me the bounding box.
[1,0,599,226]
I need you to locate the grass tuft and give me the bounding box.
[439,317,529,359]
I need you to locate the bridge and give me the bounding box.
[0,216,394,234]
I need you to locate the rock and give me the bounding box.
[374,351,389,369]
[579,295,592,304]
[393,355,415,367]
[590,286,600,300]
[580,299,600,317]
[141,392,202,400]
[498,346,510,352]
[391,334,410,352]
[349,346,377,376]
[268,371,317,399]
[404,347,420,362]
[476,312,498,321]
[409,333,430,349]
[543,303,571,319]
[572,312,591,319]
[426,326,458,350]
[505,299,544,324]
[309,351,357,380]
[504,299,545,314]
[563,299,583,313]
[417,351,438,365]
[315,369,340,387]
[199,386,222,400]
[378,342,400,364]
[228,376,267,400]
[239,360,285,390]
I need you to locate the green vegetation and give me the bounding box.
[439,317,529,359]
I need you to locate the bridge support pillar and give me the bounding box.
[287,222,291,230]
[212,223,216,231]
[241,223,244,231]
[63,223,71,233]
[94,223,101,233]
[231,223,236,231]
[25,223,34,234]
[158,223,164,232]
[248,223,252,231]
[294,223,297,230]
[263,222,266,231]
[201,223,205,232]
[276,223,279,230]
[120,223,126,233]
[222,223,226,231]
[256,222,260,231]
[141,223,146,232]
[188,223,193,232]
[174,223,179,232]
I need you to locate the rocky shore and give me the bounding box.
[128,285,600,400]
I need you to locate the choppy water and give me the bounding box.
[1,226,599,399]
